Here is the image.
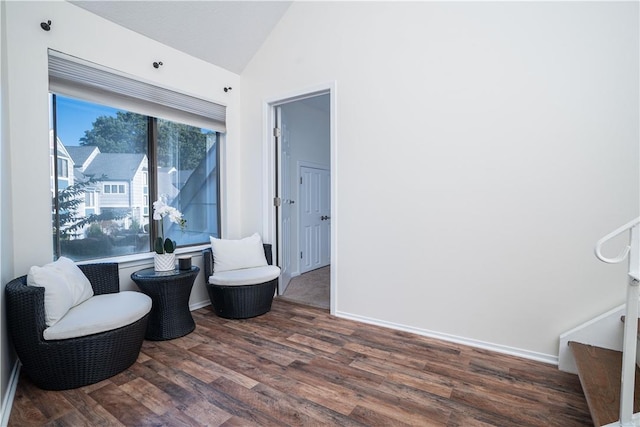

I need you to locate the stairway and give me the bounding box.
[569,342,640,426]
[566,217,640,426]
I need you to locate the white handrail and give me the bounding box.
[595,217,640,264]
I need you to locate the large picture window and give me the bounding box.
[50,94,220,261]
[48,50,225,261]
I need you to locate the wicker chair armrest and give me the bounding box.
[5,276,48,348]
[202,248,214,278]
[78,263,120,295]
[263,244,273,265]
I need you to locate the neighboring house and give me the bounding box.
[62,142,186,238]
[62,143,150,234]
[50,132,85,240]
[49,131,74,191]
[80,151,149,230]
[66,145,99,173]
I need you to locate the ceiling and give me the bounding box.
[70,1,293,74]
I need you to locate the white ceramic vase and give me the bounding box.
[154,253,176,272]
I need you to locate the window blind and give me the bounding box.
[48,49,226,133]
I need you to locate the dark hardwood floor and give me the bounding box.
[8,299,592,426]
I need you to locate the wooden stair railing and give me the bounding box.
[574,217,640,426]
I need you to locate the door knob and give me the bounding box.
[321,215,331,221]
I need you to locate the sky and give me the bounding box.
[55,96,120,146]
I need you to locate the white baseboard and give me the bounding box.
[334,310,558,365]
[189,299,211,311]
[1,360,20,427]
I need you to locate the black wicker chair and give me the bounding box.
[5,263,150,390]
[203,244,279,319]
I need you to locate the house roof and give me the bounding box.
[83,153,147,181]
[66,146,99,169]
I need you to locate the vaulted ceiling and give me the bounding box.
[70,1,293,74]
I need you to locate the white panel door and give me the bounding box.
[300,166,330,273]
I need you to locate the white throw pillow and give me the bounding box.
[210,233,268,273]
[27,257,94,327]
[55,257,94,305]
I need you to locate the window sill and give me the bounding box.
[75,244,211,270]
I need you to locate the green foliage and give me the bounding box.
[129,218,142,234]
[154,237,164,254]
[80,112,147,154]
[60,235,112,259]
[155,236,176,254]
[73,110,209,256]
[80,112,214,170]
[54,175,128,240]
[85,223,104,238]
[157,119,213,169]
[164,238,177,254]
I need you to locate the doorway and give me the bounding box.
[271,92,332,310]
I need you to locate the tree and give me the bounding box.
[80,112,214,169]
[80,112,147,153]
[157,119,213,170]
[53,175,128,240]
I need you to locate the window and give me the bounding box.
[103,184,126,194]
[85,192,95,207]
[57,158,69,178]
[49,50,224,261]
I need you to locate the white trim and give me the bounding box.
[1,360,20,427]
[217,132,228,239]
[189,300,211,312]
[335,310,558,365]
[297,160,330,171]
[558,303,627,374]
[262,81,338,315]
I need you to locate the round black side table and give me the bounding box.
[131,266,199,340]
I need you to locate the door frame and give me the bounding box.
[262,82,337,314]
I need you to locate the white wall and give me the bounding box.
[241,1,639,358]
[5,1,243,274]
[0,0,17,421]
[281,96,330,274]
[1,0,243,407]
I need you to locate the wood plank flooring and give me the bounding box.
[9,299,592,426]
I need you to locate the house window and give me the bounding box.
[103,184,126,194]
[50,94,221,261]
[57,158,69,178]
[85,191,95,207]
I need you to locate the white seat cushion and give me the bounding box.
[43,291,152,341]
[209,265,280,287]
